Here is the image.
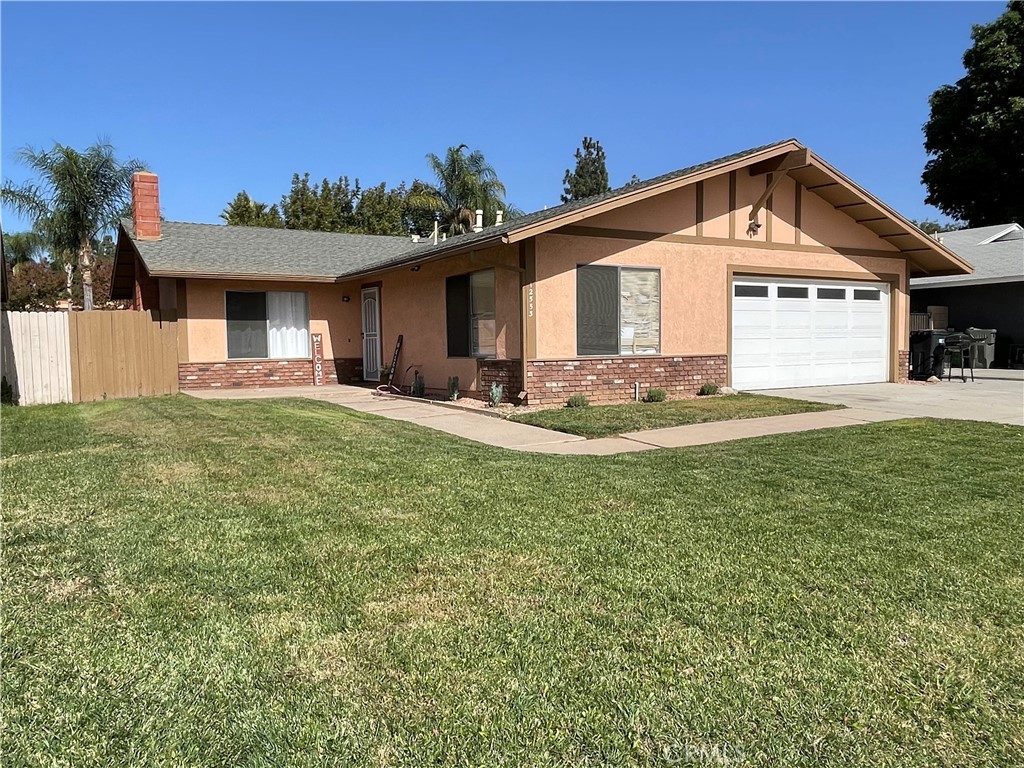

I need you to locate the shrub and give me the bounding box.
[643,387,666,403]
[698,381,720,396]
[566,393,589,408]
[412,372,425,398]
[1,376,14,405]
[489,382,504,407]
[447,376,460,401]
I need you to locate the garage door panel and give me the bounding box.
[731,277,889,390]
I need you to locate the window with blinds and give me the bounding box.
[577,266,661,355]
[446,269,496,357]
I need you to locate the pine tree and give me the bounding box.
[562,137,611,203]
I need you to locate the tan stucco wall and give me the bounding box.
[184,279,359,363]
[182,244,521,394]
[533,234,908,360]
[585,171,903,252]
[337,244,521,392]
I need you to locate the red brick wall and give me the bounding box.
[478,359,522,403]
[334,358,363,384]
[179,357,364,389]
[131,172,161,240]
[526,355,727,405]
[898,350,910,382]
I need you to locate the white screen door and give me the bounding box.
[361,287,381,381]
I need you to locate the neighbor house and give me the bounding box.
[110,139,972,403]
[910,223,1023,367]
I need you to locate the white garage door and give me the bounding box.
[731,277,890,390]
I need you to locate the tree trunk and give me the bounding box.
[64,263,74,308]
[80,237,94,311]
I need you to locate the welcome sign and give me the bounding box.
[312,333,325,386]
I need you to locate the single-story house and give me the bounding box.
[111,139,972,403]
[910,223,1023,367]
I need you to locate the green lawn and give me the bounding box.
[510,393,840,438]
[3,396,1023,767]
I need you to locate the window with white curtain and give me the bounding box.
[226,291,309,359]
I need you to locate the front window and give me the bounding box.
[577,265,661,355]
[446,269,496,357]
[226,290,309,359]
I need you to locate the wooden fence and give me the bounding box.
[1,310,178,405]
[1,311,73,405]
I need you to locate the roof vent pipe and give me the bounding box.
[495,210,504,226]
[473,209,484,233]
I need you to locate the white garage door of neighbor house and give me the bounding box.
[731,277,890,390]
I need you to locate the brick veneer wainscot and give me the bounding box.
[179,357,364,389]
[477,359,523,403]
[898,350,910,382]
[527,355,728,405]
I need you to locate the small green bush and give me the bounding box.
[1,376,14,405]
[566,393,589,408]
[489,382,504,407]
[643,387,666,403]
[448,376,460,401]
[698,381,720,396]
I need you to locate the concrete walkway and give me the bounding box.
[186,384,901,454]
[754,368,1024,426]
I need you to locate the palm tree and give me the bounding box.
[1,142,144,309]
[408,145,520,236]
[1,231,46,274]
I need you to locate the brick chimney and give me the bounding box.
[131,172,161,240]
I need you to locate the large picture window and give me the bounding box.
[446,269,496,357]
[577,265,660,356]
[226,291,309,359]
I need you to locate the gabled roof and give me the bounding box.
[911,223,1023,289]
[112,138,972,298]
[347,138,972,279]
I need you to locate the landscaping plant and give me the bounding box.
[643,387,667,403]
[489,382,504,407]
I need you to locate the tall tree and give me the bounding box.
[221,191,284,228]
[922,1,1023,226]
[2,231,45,273]
[4,261,66,311]
[408,145,518,236]
[354,182,409,236]
[1,142,143,309]
[561,137,611,202]
[279,173,359,232]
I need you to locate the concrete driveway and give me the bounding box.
[753,369,1024,426]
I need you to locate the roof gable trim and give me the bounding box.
[978,223,1024,245]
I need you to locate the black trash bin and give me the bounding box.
[910,330,949,380]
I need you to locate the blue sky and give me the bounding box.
[0,1,1005,234]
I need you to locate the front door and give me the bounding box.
[360,287,382,381]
